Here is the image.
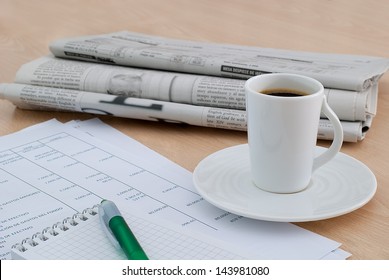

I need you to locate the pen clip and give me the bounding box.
[98,203,121,250]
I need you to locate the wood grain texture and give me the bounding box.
[0,0,388,259]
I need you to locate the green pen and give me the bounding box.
[99,199,149,260]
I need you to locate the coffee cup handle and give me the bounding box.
[312,96,343,172]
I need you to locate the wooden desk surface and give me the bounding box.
[1,0,388,259]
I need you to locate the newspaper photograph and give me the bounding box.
[49,31,389,91]
[15,56,376,122]
[0,83,369,142]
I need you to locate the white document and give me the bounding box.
[71,118,352,260]
[0,119,343,260]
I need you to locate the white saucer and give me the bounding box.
[193,144,377,222]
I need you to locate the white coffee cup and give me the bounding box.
[245,73,343,193]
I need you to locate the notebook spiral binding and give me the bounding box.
[11,205,99,253]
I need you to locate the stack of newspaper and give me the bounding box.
[1,31,389,141]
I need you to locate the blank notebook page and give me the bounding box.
[11,208,245,260]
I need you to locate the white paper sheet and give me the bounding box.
[72,118,351,260]
[0,119,343,259]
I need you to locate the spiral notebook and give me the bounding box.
[10,204,247,260]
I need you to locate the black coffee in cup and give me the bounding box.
[260,88,308,97]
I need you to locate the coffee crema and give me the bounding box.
[259,88,308,97]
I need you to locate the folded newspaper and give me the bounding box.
[1,31,389,141]
[13,56,378,122]
[49,31,389,91]
[0,83,374,142]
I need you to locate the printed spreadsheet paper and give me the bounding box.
[1,119,349,260]
[73,119,351,260]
